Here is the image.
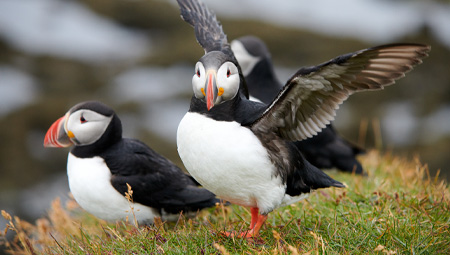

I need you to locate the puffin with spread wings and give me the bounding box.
[231,35,365,174]
[175,0,429,237]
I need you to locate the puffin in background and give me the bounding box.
[44,101,221,225]
[175,0,429,238]
[231,36,365,174]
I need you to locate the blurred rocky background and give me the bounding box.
[1,0,449,251]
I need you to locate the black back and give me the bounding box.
[71,102,220,214]
[102,138,220,214]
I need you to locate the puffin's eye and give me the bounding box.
[196,69,201,77]
[80,116,87,123]
[226,68,231,78]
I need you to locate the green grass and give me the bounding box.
[2,151,449,254]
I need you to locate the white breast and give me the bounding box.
[66,153,160,224]
[177,112,291,214]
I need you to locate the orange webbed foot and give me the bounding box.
[220,207,268,239]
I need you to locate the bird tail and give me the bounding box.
[303,158,345,189]
[285,149,345,196]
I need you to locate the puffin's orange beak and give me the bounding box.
[44,114,72,148]
[205,70,218,111]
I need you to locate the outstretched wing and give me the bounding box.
[177,0,228,53]
[251,44,430,141]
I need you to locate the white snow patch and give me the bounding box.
[110,65,193,103]
[168,0,450,48]
[0,0,150,63]
[421,105,450,143]
[381,102,419,146]
[0,66,39,117]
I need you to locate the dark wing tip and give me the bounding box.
[333,181,346,188]
[369,43,431,54]
[177,0,203,27]
[176,0,228,52]
[363,43,431,65]
[354,43,430,89]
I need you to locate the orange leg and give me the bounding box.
[249,207,259,229]
[222,207,268,238]
[241,213,267,238]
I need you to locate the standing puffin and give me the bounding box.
[175,0,429,237]
[44,101,221,225]
[231,36,365,174]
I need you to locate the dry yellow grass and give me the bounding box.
[1,151,449,254]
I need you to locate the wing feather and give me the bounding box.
[251,43,430,141]
[177,0,228,53]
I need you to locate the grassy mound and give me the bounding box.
[1,151,449,254]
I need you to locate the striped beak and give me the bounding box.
[205,70,218,111]
[43,112,73,148]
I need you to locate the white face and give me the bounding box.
[193,62,207,100]
[192,61,240,108]
[65,109,113,146]
[216,61,240,102]
[230,40,261,77]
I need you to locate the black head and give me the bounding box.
[231,36,281,104]
[177,0,250,111]
[191,51,245,111]
[44,101,122,156]
[231,36,271,76]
